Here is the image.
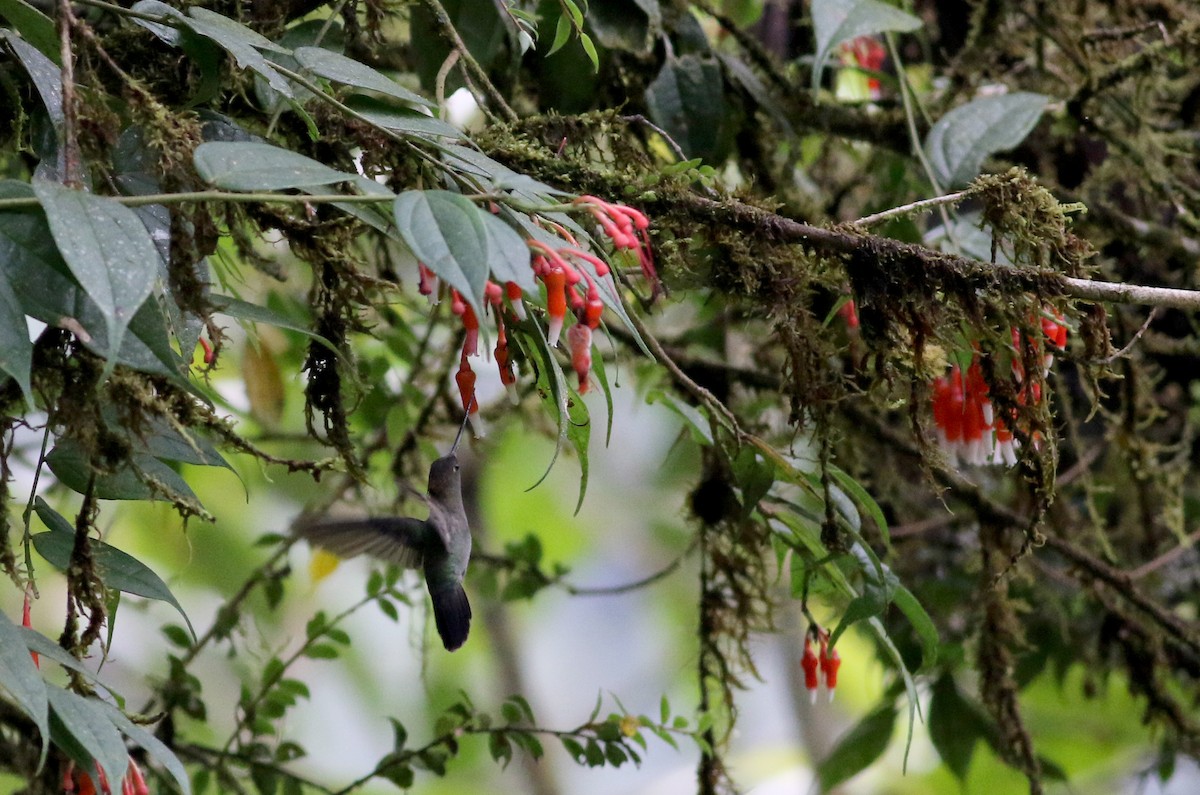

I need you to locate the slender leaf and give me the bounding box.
[128,0,182,46]
[183,8,293,97]
[928,675,988,781]
[0,609,49,764]
[892,583,939,669]
[45,685,130,789]
[344,97,464,140]
[210,294,339,354]
[818,704,897,790]
[193,141,353,191]
[1,31,63,124]
[32,498,197,639]
[924,92,1048,188]
[566,382,591,514]
[100,704,192,795]
[647,389,712,446]
[810,0,922,92]
[644,54,727,161]
[0,0,58,63]
[293,46,433,108]
[829,464,890,549]
[0,267,33,406]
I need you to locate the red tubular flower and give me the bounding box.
[838,299,859,330]
[126,760,149,795]
[418,263,438,301]
[568,323,592,394]
[820,643,841,700]
[495,318,519,404]
[23,585,38,668]
[574,196,660,298]
[584,279,603,330]
[801,634,820,703]
[505,281,527,320]
[455,350,486,437]
[450,290,479,357]
[544,269,567,347]
[484,280,503,310]
[198,336,214,365]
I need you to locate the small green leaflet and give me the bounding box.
[0,0,58,63]
[46,684,131,790]
[32,497,198,640]
[0,608,49,764]
[183,7,293,97]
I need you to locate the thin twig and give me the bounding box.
[855,191,969,228]
[1101,307,1159,362]
[1128,527,1200,580]
[420,0,517,122]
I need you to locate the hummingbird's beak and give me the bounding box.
[450,395,474,456]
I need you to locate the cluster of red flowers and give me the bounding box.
[931,311,1069,467]
[421,196,657,432]
[801,626,841,703]
[62,760,150,795]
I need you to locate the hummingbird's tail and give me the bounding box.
[430,584,472,651]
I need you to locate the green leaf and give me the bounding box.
[892,583,939,669]
[548,13,573,56]
[587,0,658,55]
[566,383,591,514]
[193,141,353,191]
[292,46,433,108]
[0,0,58,64]
[479,213,538,292]
[579,32,599,72]
[513,315,570,491]
[344,96,464,140]
[928,675,988,781]
[182,7,293,97]
[210,294,340,355]
[828,577,889,647]
[924,92,1048,188]
[393,190,490,315]
[100,702,192,795]
[0,31,63,125]
[867,615,920,771]
[128,1,183,46]
[31,180,160,376]
[0,264,33,406]
[828,464,890,549]
[46,685,131,789]
[818,704,897,790]
[46,441,201,505]
[590,341,615,446]
[810,0,922,92]
[0,608,49,764]
[33,498,198,640]
[644,55,728,161]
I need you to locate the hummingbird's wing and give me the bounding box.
[293,516,432,568]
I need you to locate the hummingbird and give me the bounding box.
[294,411,474,651]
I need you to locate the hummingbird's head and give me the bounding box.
[427,454,461,497]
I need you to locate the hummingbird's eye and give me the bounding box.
[454,465,461,471]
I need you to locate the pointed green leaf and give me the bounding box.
[0,609,49,764]
[32,498,197,640]
[344,97,464,140]
[293,46,433,108]
[31,180,159,374]
[0,267,33,406]
[183,7,292,97]
[46,441,201,505]
[1,31,63,124]
[580,32,599,71]
[210,293,339,354]
[0,0,58,64]
[928,675,989,781]
[810,0,921,92]
[100,703,192,795]
[393,190,490,314]
[644,55,727,161]
[647,389,712,446]
[510,316,569,491]
[818,704,897,790]
[480,213,538,292]
[566,382,591,514]
[548,13,573,56]
[828,578,889,647]
[590,341,615,446]
[194,141,353,191]
[46,685,130,789]
[128,0,183,46]
[924,92,1048,188]
[892,583,939,669]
